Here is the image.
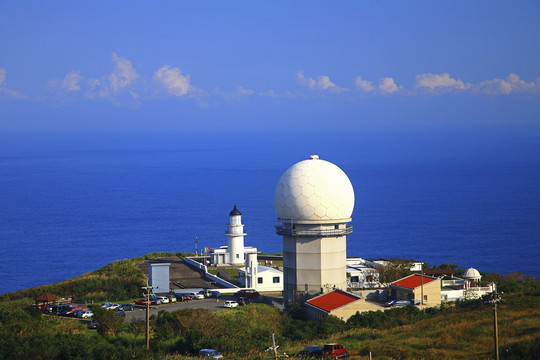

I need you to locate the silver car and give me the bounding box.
[198,349,223,359]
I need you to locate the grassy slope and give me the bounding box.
[285,292,539,359]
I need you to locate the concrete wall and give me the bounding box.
[413,279,441,306]
[184,257,238,289]
[283,227,347,302]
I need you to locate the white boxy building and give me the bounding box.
[238,252,283,292]
[149,262,170,294]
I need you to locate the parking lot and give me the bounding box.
[123,296,261,322]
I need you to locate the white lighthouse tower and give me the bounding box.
[274,155,355,303]
[226,205,247,265]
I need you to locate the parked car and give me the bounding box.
[135,298,150,305]
[88,319,99,329]
[167,295,177,303]
[384,300,411,307]
[223,300,239,308]
[237,297,250,306]
[209,290,222,298]
[79,310,94,318]
[299,345,323,358]
[106,303,120,310]
[234,289,260,298]
[175,294,192,302]
[117,304,134,311]
[158,296,170,304]
[322,343,348,358]
[72,310,84,318]
[186,292,204,300]
[63,305,84,316]
[55,304,71,315]
[150,298,163,305]
[100,302,113,308]
[198,349,223,359]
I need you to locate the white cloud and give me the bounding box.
[0,68,26,98]
[295,71,346,93]
[234,86,254,96]
[316,75,336,90]
[62,70,82,91]
[354,76,375,93]
[476,73,536,95]
[153,65,191,96]
[296,71,316,89]
[379,77,399,93]
[109,53,139,92]
[0,68,6,87]
[415,73,471,91]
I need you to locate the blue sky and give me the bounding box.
[0,1,539,155]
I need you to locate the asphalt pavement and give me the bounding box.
[123,297,242,322]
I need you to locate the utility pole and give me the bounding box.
[485,290,502,360]
[142,280,154,350]
[195,236,198,255]
[420,262,424,305]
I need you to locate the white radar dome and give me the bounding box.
[274,155,355,222]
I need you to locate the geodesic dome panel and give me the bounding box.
[274,156,355,221]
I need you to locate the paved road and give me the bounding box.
[123,297,248,322]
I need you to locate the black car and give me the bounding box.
[234,289,260,298]
[117,303,134,311]
[88,319,99,329]
[299,346,323,358]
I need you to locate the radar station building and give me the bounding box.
[275,155,355,303]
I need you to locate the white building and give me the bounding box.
[149,262,170,294]
[238,253,283,291]
[210,205,257,266]
[441,267,496,301]
[275,155,355,303]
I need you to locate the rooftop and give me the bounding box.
[392,274,438,290]
[306,290,361,312]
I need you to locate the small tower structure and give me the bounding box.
[463,267,482,289]
[275,155,355,303]
[226,205,247,265]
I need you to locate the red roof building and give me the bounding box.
[307,290,360,312]
[304,289,380,321]
[392,274,438,289]
[390,274,441,306]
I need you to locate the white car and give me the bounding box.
[79,310,94,318]
[187,292,204,300]
[158,296,170,304]
[223,300,238,308]
[106,303,120,310]
[100,302,113,308]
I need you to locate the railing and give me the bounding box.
[275,225,352,237]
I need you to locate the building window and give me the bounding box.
[273,277,280,284]
[258,277,263,284]
[236,254,239,259]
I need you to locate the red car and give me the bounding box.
[322,343,348,358]
[135,298,150,305]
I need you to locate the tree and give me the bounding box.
[88,305,124,337]
[377,263,412,284]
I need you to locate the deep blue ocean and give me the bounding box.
[1,139,539,294]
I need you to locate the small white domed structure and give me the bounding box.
[274,154,355,222]
[463,267,482,289]
[275,155,355,303]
